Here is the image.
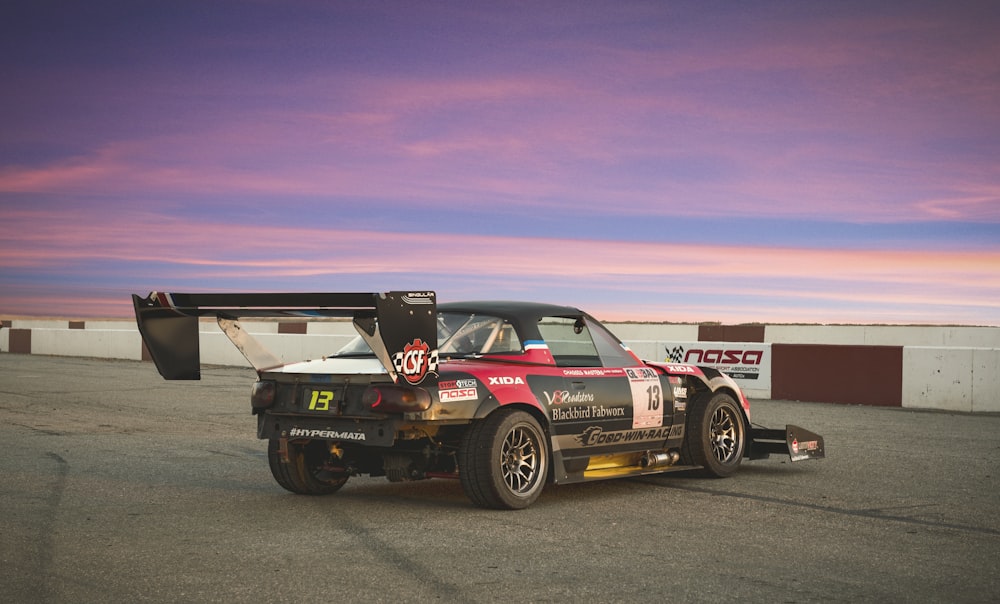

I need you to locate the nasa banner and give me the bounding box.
[663,341,772,395]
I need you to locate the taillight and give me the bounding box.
[363,385,431,413]
[251,380,276,410]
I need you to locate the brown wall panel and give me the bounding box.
[278,322,307,334]
[772,344,902,406]
[698,324,765,343]
[69,321,85,329]
[10,329,31,354]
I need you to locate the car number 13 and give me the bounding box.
[308,390,335,411]
[626,367,664,429]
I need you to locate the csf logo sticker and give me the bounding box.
[392,338,439,385]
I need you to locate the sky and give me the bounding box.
[1,1,999,326]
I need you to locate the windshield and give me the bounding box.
[334,312,521,357]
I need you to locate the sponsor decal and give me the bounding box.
[591,405,625,418]
[552,406,593,421]
[555,406,625,426]
[542,390,596,406]
[392,338,439,385]
[684,348,764,365]
[575,425,673,447]
[439,387,478,402]
[488,376,525,386]
[401,292,434,304]
[664,364,698,374]
[562,368,625,377]
[791,438,820,454]
[666,345,766,381]
[288,427,365,440]
[438,379,477,389]
[672,387,687,399]
[626,367,663,429]
[625,367,658,380]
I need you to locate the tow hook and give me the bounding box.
[277,437,290,463]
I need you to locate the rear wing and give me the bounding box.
[132,291,438,384]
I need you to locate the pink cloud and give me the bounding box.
[2,210,996,321]
[5,208,997,282]
[4,31,999,226]
[4,120,995,226]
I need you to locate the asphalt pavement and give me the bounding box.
[1,353,998,603]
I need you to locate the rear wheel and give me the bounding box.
[683,392,746,477]
[459,409,548,509]
[267,439,349,495]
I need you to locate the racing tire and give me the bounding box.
[458,409,549,510]
[267,439,349,495]
[682,392,746,478]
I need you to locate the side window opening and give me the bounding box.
[336,313,522,357]
[439,313,521,356]
[537,316,601,367]
[537,315,636,368]
[587,318,638,368]
[487,322,521,353]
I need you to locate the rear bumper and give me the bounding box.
[258,413,400,447]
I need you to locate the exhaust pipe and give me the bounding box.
[640,450,680,468]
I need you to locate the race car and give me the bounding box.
[133,290,824,509]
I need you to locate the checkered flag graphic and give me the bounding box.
[665,345,685,363]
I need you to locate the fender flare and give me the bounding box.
[473,395,550,433]
[473,395,502,419]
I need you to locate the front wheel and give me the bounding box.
[683,392,746,477]
[267,439,349,495]
[458,409,549,510]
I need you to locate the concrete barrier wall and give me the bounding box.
[2,319,997,412]
[765,324,998,347]
[31,328,143,361]
[2,320,359,367]
[196,332,358,366]
[610,323,699,343]
[903,347,1000,414]
[973,349,1000,413]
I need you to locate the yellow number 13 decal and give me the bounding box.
[309,390,334,411]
